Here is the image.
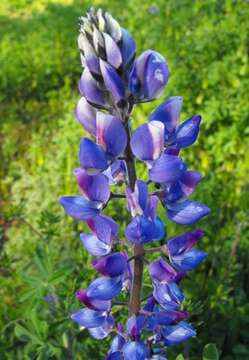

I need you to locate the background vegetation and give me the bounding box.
[1,0,249,359]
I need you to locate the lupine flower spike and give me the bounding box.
[59,8,210,359]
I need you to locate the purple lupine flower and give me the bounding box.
[92,252,128,277]
[149,257,177,283]
[122,340,149,359]
[149,96,201,150]
[59,8,210,359]
[129,50,169,102]
[166,230,208,272]
[125,182,165,244]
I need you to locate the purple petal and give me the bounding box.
[100,60,125,102]
[162,321,196,346]
[144,195,159,222]
[167,200,210,225]
[149,257,177,283]
[109,334,126,353]
[79,138,108,174]
[143,296,156,312]
[87,214,119,240]
[104,160,127,184]
[163,170,202,204]
[153,282,184,310]
[167,229,205,257]
[88,315,114,340]
[92,253,127,277]
[87,276,122,300]
[126,180,148,217]
[80,234,112,256]
[129,50,169,102]
[125,216,165,244]
[78,33,100,74]
[75,97,97,135]
[103,32,122,68]
[149,96,182,135]
[154,310,189,326]
[76,289,111,311]
[126,315,146,340]
[79,69,106,107]
[96,113,127,158]
[74,168,110,204]
[144,51,169,100]
[180,170,202,197]
[170,249,207,272]
[105,352,124,360]
[149,154,185,183]
[71,308,106,328]
[121,28,136,68]
[123,341,148,360]
[174,115,201,148]
[59,196,99,221]
[131,121,164,161]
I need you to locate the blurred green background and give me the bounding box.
[1,0,249,359]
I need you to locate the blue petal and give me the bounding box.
[71,308,106,328]
[87,276,122,300]
[167,200,210,225]
[59,196,99,221]
[149,154,185,183]
[167,229,204,256]
[79,70,106,107]
[96,112,127,158]
[144,51,169,101]
[78,33,100,74]
[80,234,112,256]
[162,321,196,346]
[75,97,97,135]
[105,352,124,360]
[100,60,125,101]
[165,170,202,203]
[154,310,188,326]
[144,195,159,222]
[125,216,165,244]
[79,138,108,174]
[149,257,177,283]
[131,121,164,161]
[126,180,148,217]
[123,341,148,360]
[76,289,111,311]
[171,249,207,272]
[88,315,114,340]
[92,253,127,277]
[126,315,146,339]
[149,96,182,135]
[109,334,126,353]
[87,214,119,240]
[129,50,169,102]
[153,282,184,310]
[174,115,201,148]
[121,28,136,68]
[74,168,110,203]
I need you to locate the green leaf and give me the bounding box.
[176,355,184,360]
[203,343,219,360]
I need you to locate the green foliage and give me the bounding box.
[1,0,249,359]
[203,343,219,360]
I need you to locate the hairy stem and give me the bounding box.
[124,121,144,315]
